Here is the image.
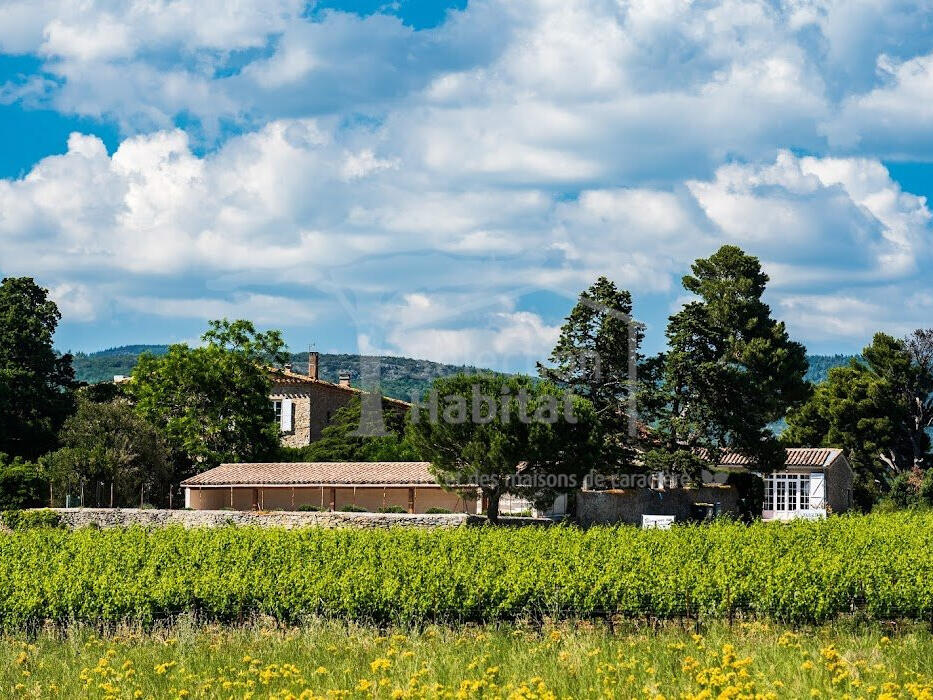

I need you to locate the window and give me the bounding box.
[764,473,822,512]
[272,400,282,424]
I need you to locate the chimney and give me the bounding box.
[308,351,319,380]
[338,371,351,388]
[284,362,293,373]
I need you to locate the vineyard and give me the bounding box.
[1,511,932,627]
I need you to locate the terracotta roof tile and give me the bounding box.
[181,462,438,487]
[268,368,410,407]
[716,447,842,468]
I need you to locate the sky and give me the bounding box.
[1,0,933,372]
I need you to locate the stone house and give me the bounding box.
[181,461,477,513]
[576,447,854,526]
[270,352,410,447]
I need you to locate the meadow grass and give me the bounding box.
[3,617,933,699]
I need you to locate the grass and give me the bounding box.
[3,618,933,699]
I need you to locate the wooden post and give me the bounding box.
[291,487,295,510]
[408,487,415,514]
[230,486,234,508]
[110,483,114,508]
[329,487,336,511]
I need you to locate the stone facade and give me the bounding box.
[576,485,741,526]
[825,455,854,514]
[37,508,550,530]
[270,369,410,448]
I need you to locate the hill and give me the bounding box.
[72,346,860,401]
[804,354,859,384]
[71,345,495,401]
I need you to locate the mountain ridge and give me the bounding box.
[70,344,858,401]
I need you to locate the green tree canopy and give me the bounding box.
[642,245,810,476]
[784,331,933,505]
[0,454,47,511]
[0,277,76,459]
[538,276,640,472]
[43,399,172,507]
[407,373,600,521]
[128,319,285,479]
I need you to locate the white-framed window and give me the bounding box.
[764,472,824,512]
[271,398,293,432]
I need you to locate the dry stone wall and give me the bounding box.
[42,508,550,529]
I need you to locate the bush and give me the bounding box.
[0,456,47,511]
[2,512,933,627]
[425,507,452,514]
[296,504,326,512]
[338,504,367,512]
[377,506,407,514]
[887,473,917,508]
[1,509,62,531]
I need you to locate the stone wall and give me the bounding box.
[41,508,550,530]
[577,485,740,526]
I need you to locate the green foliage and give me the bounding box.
[338,504,367,512]
[296,504,325,512]
[0,277,76,460]
[785,332,933,505]
[71,345,170,384]
[43,400,172,507]
[425,507,451,514]
[280,396,419,463]
[377,505,407,513]
[0,455,47,511]
[1,513,933,625]
[128,320,284,479]
[0,508,61,531]
[538,276,640,470]
[642,246,810,477]
[408,373,601,521]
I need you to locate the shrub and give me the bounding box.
[425,507,452,514]
[377,506,407,513]
[1,509,61,531]
[338,504,367,512]
[0,456,47,511]
[296,504,326,512]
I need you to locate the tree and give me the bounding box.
[0,454,47,511]
[538,276,641,472]
[43,400,172,506]
[407,373,600,522]
[129,319,286,480]
[0,277,76,459]
[281,396,420,462]
[642,246,810,477]
[784,331,933,506]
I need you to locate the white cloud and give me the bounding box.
[119,293,317,325]
[3,0,933,358]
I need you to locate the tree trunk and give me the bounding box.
[485,490,501,524]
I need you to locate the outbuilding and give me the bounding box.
[181,461,478,513]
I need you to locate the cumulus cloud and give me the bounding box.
[2,119,930,358]
[2,0,933,359]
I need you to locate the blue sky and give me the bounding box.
[1,0,933,371]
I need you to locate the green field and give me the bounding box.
[3,618,933,699]
[3,512,933,626]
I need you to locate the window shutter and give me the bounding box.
[280,398,293,432]
[808,471,825,509]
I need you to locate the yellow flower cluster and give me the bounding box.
[8,622,933,699]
